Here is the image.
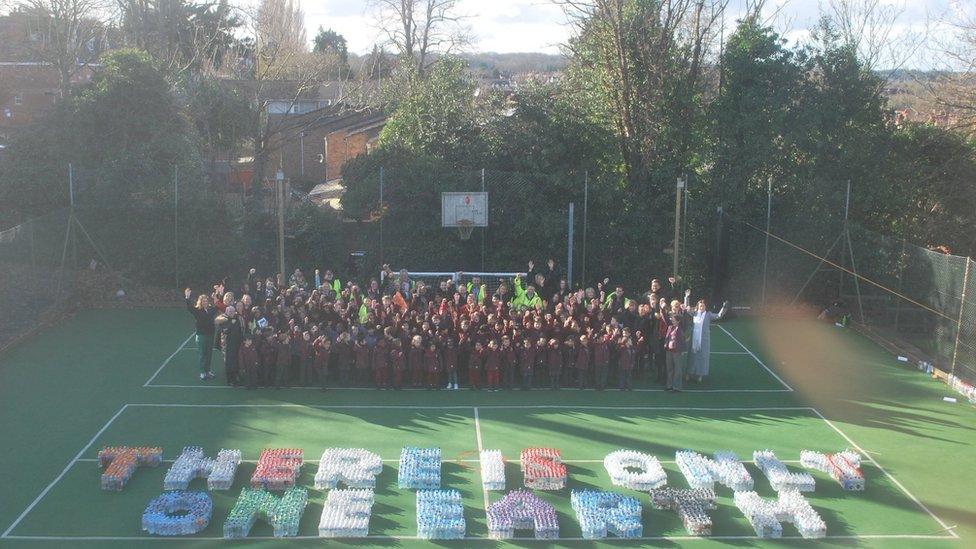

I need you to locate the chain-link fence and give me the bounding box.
[342,165,685,294]
[719,179,976,388]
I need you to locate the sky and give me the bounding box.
[300,0,975,69]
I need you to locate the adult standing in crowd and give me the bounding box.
[185,287,217,381]
[685,295,729,383]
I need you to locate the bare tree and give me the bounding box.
[239,0,343,184]
[14,0,109,97]
[557,0,728,186]
[112,0,243,80]
[370,0,470,75]
[826,0,925,74]
[929,3,976,134]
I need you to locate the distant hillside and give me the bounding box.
[460,52,569,77]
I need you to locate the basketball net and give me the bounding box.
[457,219,475,240]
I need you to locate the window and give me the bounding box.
[14,95,23,106]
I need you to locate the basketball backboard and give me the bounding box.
[441,192,488,227]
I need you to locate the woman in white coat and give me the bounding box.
[684,294,728,383]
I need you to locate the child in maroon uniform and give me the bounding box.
[500,336,517,389]
[354,335,371,386]
[390,339,406,390]
[312,335,331,390]
[442,339,459,390]
[240,336,260,390]
[547,338,562,390]
[562,337,577,388]
[576,335,591,390]
[424,343,442,389]
[618,335,636,391]
[518,338,536,390]
[334,332,353,387]
[593,331,611,391]
[258,333,278,387]
[299,331,314,386]
[372,335,389,388]
[408,335,425,387]
[468,341,485,390]
[274,332,292,388]
[484,339,502,391]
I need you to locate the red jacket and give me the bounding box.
[372,340,389,370]
[239,344,260,371]
[313,340,331,368]
[390,348,406,372]
[424,348,441,373]
[408,346,425,371]
[442,344,458,372]
[576,345,591,370]
[354,342,371,370]
[518,346,536,373]
[618,344,636,371]
[484,348,501,372]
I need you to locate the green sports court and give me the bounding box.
[0,308,972,547]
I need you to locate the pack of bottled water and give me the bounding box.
[416,489,466,539]
[754,450,815,492]
[571,490,643,539]
[398,447,441,489]
[734,491,783,537]
[318,488,375,537]
[208,449,242,490]
[711,451,754,492]
[250,448,303,491]
[98,446,163,491]
[480,450,506,491]
[163,447,224,491]
[142,490,212,536]
[520,448,566,490]
[778,490,826,538]
[649,487,716,536]
[604,450,667,490]
[675,450,714,489]
[486,490,559,540]
[800,450,864,491]
[314,448,383,490]
[223,486,308,538]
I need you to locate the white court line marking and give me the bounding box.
[1,404,129,539]
[72,458,803,465]
[1,534,957,541]
[809,408,960,539]
[4,404,954,541]
[142,333,194,387]
[124,403,816,411]
[0,534,953,545]
[717,324,795,391]
[144,384,791,393]
[472,407,491,513]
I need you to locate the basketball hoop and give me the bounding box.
[457,219,475,240]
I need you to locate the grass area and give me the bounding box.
[0,308,973,548]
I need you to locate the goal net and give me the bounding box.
[380,270,525,299]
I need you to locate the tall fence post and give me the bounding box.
[950,259,972,380]
[762,176,772,306]
[379,166,384,269]
[174,165,180,290]
[481,168,486,272]
[581,171,588,287]
[567,202,575,289]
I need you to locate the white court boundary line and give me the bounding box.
[1,404,957,541]
[1,404,130,538]
[472,407,491,514]
[717,324,795,391]
[143,326,787,393]
[142,333,194,387]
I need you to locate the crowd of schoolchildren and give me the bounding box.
[184,259,727,393]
